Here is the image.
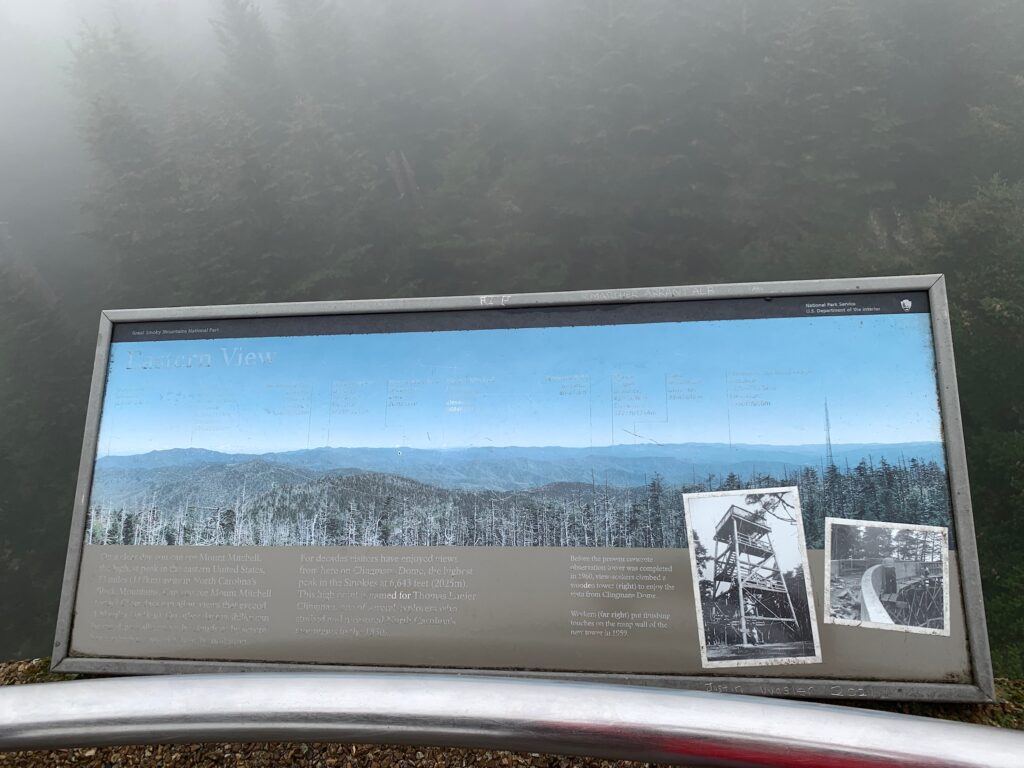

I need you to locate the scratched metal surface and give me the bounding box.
[2,674,1022,766]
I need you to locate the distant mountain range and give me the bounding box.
[94,442,945,493]
[87,441,952,549]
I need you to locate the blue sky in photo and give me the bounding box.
[96,313,943,455]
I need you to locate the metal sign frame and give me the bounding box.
[51,274,994,702]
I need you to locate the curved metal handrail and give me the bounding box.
[1,673,1021,766]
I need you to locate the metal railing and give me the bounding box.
[734,532,771,550]
[1,672,1021,766]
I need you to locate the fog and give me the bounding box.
[0,0,1022,674]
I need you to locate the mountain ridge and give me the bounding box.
[94,441,945,492]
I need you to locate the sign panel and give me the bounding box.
[52,276,993,701]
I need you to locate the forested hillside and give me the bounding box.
[87,451,950,549]
[0,0,1021,673]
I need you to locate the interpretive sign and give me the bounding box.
[52,276,993,701]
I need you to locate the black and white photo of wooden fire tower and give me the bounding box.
[711,504,800,645]
[686,487,821,667]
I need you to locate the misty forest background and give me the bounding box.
[0,0,1022,674]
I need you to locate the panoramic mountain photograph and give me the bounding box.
[86,312,953,549]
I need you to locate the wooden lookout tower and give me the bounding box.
[710,504,801,646]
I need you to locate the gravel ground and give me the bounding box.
[0,741,661,768]
[2,658,1022,767]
